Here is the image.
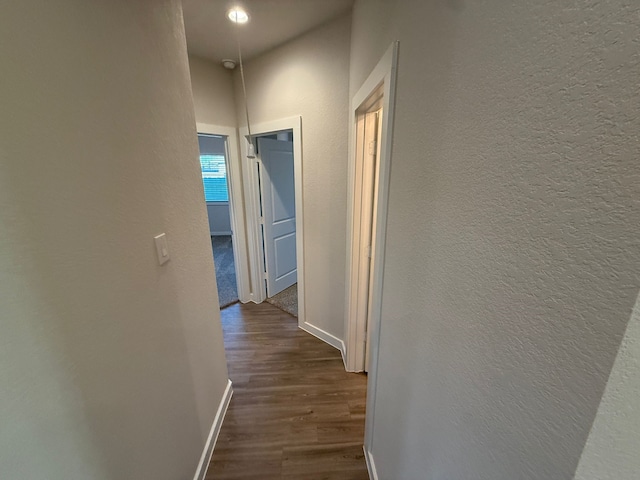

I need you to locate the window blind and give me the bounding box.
[200,154,229,202]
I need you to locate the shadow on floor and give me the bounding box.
[211,235,238,308]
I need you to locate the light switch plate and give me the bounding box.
[154,233,170,266]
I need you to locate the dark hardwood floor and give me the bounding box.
[206,302,369,480]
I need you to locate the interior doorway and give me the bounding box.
[343,43,399,470]
[197,133,238,308]
[239,117,307,326]
[196,123,251,307]
[347,92,385,374]
[346,43,398,372]
[255,131,298,317]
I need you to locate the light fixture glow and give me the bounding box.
[227,8,249,24]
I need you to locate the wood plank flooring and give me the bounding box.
[206,302,369,480]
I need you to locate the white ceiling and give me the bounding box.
[182,0,354,63]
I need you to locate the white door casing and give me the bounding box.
[347,97,384,375]
[258,137,297,297]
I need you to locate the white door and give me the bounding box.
[362,110,382,372]
[258,137,297,297]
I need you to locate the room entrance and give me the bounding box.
[254,131,298,317]
[195,123,251,309]
[239,117,308,327]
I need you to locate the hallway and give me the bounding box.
[207,302,368,479]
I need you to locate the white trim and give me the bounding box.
[239,117,306,329]
[345,43,399,373]
[364,447,379,480]
[210,231,233,236]
[196,123,250,304]
[299,321,345,356]
[192,379,233,480]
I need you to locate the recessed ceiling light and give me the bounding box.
[227,8,249,24]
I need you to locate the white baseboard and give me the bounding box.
[299,321,346,355]
[364,447,379,480]
[193,379,233,480]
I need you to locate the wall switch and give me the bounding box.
[154,233,170,266]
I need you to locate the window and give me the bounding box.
[200,154,229,202]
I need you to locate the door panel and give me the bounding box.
[258,137,297,297]
[270,157,295,222]
[274,232,296,280]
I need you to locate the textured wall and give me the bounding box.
[233,15,352,339]
[350,0,640,478]
[574,290,640,480]
[207,204,232,235]
[0,1,229,478]
[189,55,237,127]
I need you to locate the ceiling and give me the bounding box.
[182,0,354,63]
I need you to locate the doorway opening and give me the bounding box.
[350,101,383,373]
[343,42,398,469]
[239,117,308,327]
[197,133,238,308]
[254,130,298,317]
[196,123,251,308]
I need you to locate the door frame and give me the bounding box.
[196,123,251,303]
[344,41,399,453]
[239,116,306,326]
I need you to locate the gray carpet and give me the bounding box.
[211,236,239,308]
[266,283,298,317]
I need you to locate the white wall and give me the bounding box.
[0,1,229,479]
[350,0,640,478]
[207,204,232,235]
[234,15,352,339]
[574,290,640,480]
[189,55,237,127]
